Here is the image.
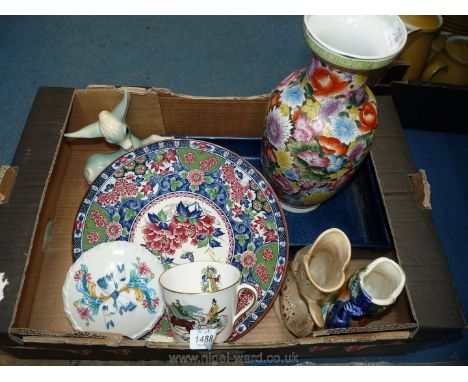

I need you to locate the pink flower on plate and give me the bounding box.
[137,261,152,275]
[87,231,99,244]
[255,264,267,277]
[90,210,101,221]
[221,163,236,184]
[184,152,196,163]
[199,159,212,171]
[262,249,273,261]
[106,222,123,240]
[240,251,257,269]
[95,215,106,228]
[123,181,138,197]
[154,321,163,332]
[260,273,270,284]
[74,269,83,281]
[187,169,205,186]
[166,328,173,337]
[76,306,89,321]
[297,150,330,168]
[208,156,217,166]
[152,297,160,308]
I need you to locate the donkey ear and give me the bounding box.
[111,89,129,121]
[64,121,101,138]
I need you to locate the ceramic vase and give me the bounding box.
[261,16,407,213]
[322,257,406,329]
[286,228,351,332]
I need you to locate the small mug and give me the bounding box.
[421,35,468,85]
[159,262,258,343]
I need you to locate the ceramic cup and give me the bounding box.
[421,35,468,85]
[397,15,443,80]
[159,262,258,343]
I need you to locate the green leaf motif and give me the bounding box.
[179,170,188,179]
[170,177,183,191]
[205,176,214,184]
[197,236,209,248]
[190,184,199,192]
[113,213,120,222]
[157,210,167,222]
[242,267,250,277]
[206,186,219,200]
[235,234,249,247]
[124,208,136,221]
[247,242,255,251]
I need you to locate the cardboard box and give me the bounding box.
[0,86,464,361]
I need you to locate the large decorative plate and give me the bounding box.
[63,241,166,340]
[72,139,288,341]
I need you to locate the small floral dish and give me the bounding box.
[63,241,165,340]
[72,139,288,341]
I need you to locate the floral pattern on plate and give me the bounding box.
[63,241,165,340]
[72,139,288,341]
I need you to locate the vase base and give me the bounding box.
[281,202,320,214]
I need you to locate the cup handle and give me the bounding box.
[233,283,258,324]
[421,60,448,81]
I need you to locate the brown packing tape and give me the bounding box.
[409,170,432,209]
[0,166,19,205]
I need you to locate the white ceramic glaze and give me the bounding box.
[159,262,258,343]
[359,257,406,306]
[62,241,165,339]
[304,15,407,60]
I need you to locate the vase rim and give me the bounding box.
[303,15,407,70]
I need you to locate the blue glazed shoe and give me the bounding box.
[322,257,406,329]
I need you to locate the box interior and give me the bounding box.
[10,88,417,349]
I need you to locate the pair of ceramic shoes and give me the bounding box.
[276,228,406,337]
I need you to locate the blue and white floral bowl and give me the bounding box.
[62,241,165,339]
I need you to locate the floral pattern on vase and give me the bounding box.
[261,53,378,210]
[73,139,288,341]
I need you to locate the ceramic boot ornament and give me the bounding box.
[321,257,406,329]
[261,16,407,213]
[277,228,351,336]
[65,90,172,184]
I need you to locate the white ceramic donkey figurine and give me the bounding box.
[65,90,169,184]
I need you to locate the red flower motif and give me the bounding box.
[236,289,252,313]
[162,149,177,163]
[200,159,212,171]
[264,229,278,243]
[208,156,217,166]
[90,210,101,221]
[262,249,273,261]
[318,136,348,156]
[183,152,196,163]
[196,214,216,236]
[152,297,160,308]
[198,142,208,150]
[221,163,237,184]
[143,222,181,256]
[87,231,99,244]
[187,169,205,186]
[137,262,151,275]
[94,215,106,228]
[74,269,83,281]
[359,100,378,132]
[255,264,268,278]
[106,222,123,240]
[240,251,257,269]
[77,306,89,321]
[309,67,348,98]
[140,182,153,196]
